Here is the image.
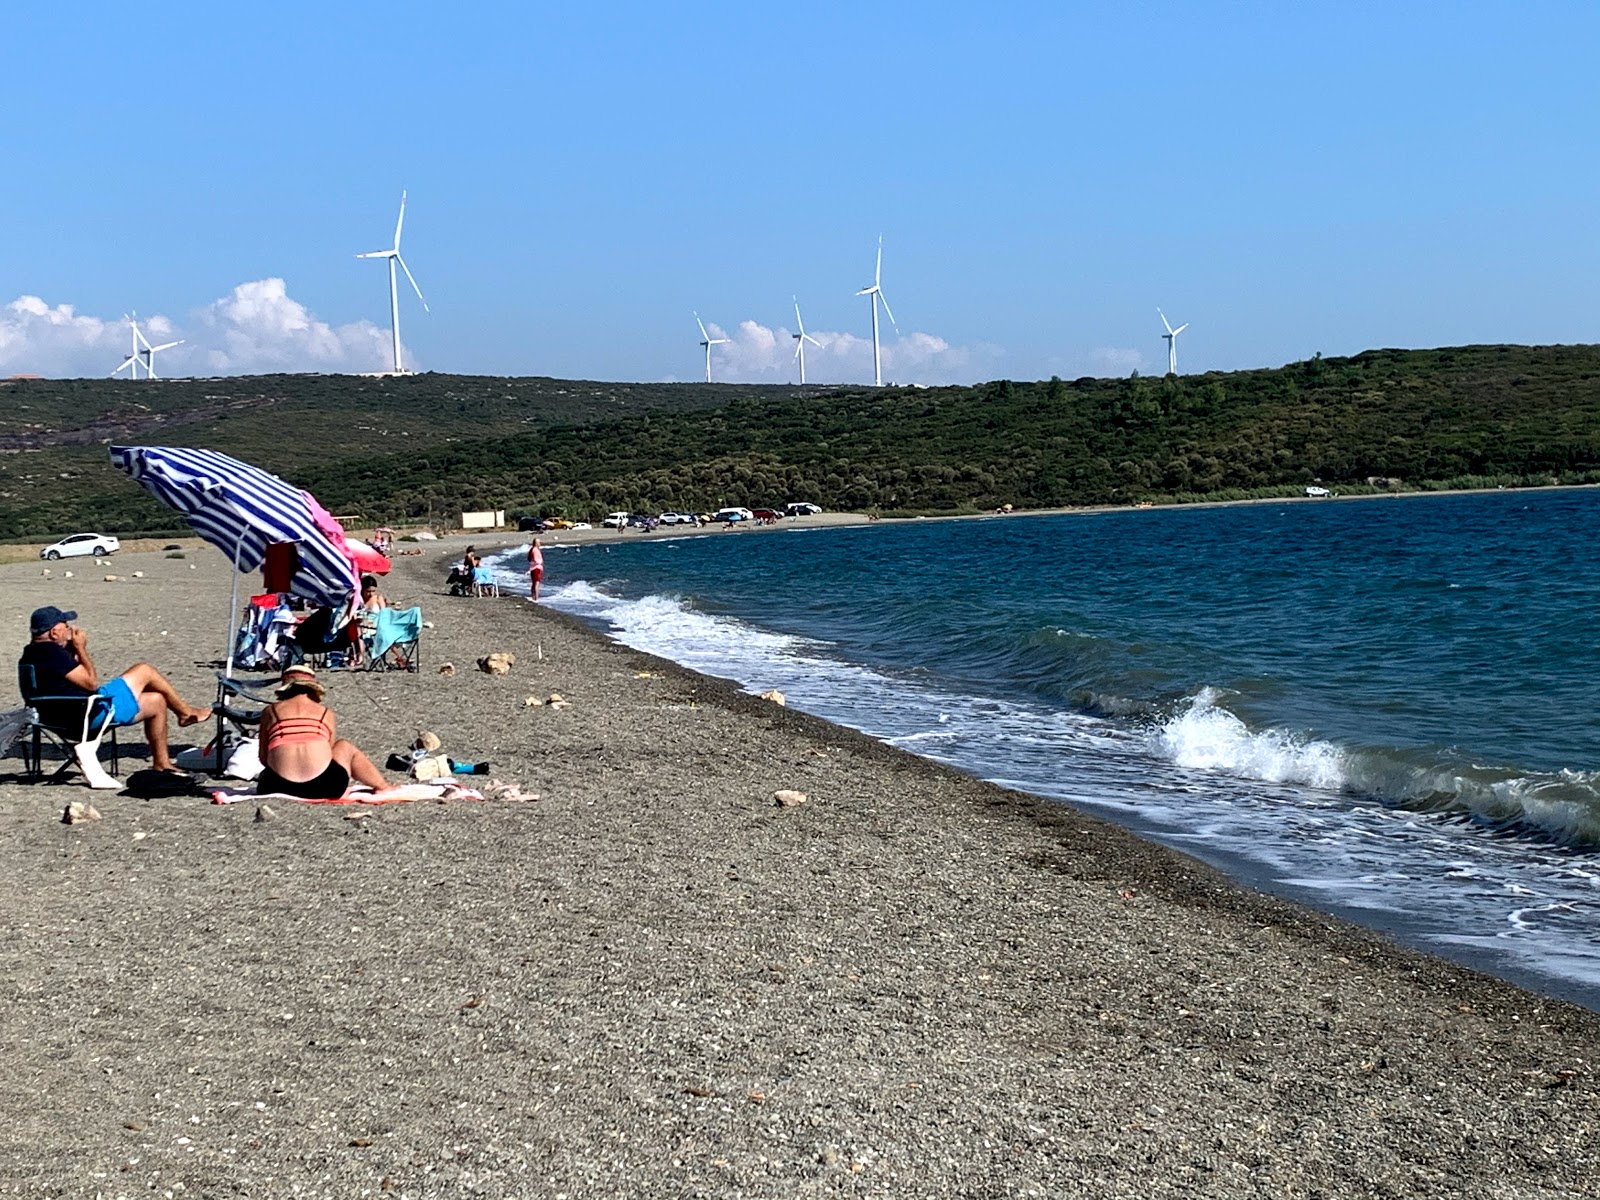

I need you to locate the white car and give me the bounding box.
[785,502,822,517]
[1304,486,1331,498]
[602,511,631,529]
[713,507,754,524]
[41,533,120,560]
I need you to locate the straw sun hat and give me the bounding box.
[275,664,328,701]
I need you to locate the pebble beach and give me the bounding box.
[2,540,1599,1198]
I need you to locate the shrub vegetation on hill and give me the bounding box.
[2,344,1598,538]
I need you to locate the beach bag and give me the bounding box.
[123,769,204,798]
[224,737,263,782]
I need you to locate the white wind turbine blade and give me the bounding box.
[695,312,711,342]
[709,337,730,346]
[355,248,394,259]
[793,298,806,335]
[113,355,137,377]
[803,332,821,347]
[146,339,184,353]
[1158,308,1175,335]
[875,235,883,288]
[877,290,897,332]
[396,254,429,311]
[392,190,408,251]
[1172,323,1189,336]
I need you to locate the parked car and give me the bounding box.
[602,511,631,529]
[627,513,659,530]
[751,508,782,523]
[658,512,695,526]
[713,507,754,524]
[1304,486,1331,498]
[40,533,120,560]
[785,502,822,517]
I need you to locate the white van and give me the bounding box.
[602,511,632,528]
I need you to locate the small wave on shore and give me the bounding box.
[1151,688,1600,848]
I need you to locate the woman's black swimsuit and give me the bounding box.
[256,761,350,799]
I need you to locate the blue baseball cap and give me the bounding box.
[29,606,77,636]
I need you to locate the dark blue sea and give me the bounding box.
[490,490,1600,1009]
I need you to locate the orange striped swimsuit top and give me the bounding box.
[264,707,333,751]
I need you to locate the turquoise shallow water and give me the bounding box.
[499,489,1600,1008]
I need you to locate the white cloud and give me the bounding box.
[701,318,1002,386]
[196,279,394,374]
[0,279,398,378]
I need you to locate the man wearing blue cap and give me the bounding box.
[18,605,212,772]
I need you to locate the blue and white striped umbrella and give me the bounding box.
[110,445,359,611]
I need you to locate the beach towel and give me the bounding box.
[370,606,423,660]
[210,782,484,806]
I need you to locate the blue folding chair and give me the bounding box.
[16,663,121,787]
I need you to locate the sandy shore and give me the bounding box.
[2,545,1599,1197]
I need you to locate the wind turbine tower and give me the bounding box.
[695,312,729,383]
[791,298,821,384]
[112,316,183,380]
[356,191,429,375]
[855,235,897,387]
[1158,308,1189,376]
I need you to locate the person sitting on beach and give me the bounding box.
[256,665,388,799]
[17,605,212,772]
[360,574,388,612]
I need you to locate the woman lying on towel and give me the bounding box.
[257,665,389,799]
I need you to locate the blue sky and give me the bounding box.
[3,1,1596,384]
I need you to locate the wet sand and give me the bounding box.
[1,545,1598,1197]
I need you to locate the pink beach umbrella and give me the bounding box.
[301,491,391,576]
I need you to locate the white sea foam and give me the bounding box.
[1150,687,1347,790]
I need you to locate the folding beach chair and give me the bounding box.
[233,593,298,671]
[286,606,362,669]
[364,607,422,672]
[15,664,122,788]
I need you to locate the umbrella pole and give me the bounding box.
[224,528,247,680]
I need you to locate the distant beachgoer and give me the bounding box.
[256,665,387,799]
[17,605,212,771]
[528,537,544,601]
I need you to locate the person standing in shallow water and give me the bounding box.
[527,537,544,601]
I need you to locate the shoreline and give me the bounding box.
[5,476,1591,564]
[2,546,1599,1192]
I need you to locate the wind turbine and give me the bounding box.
[855,235,897,387]
[1158,308,1189,376]
[112,316,183,380]
[695,312,728,383]
[791,298,821,385]
[355,190,428,375]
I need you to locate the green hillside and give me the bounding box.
[4,344,1600,538]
